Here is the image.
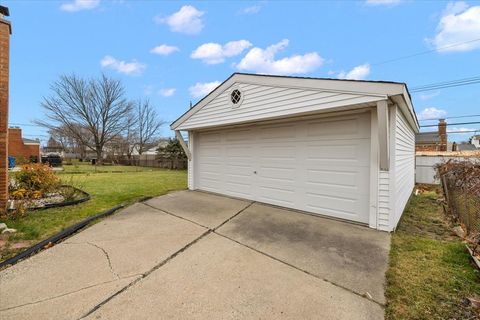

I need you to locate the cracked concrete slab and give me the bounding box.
[63,203,207,278]
[84,233,383,320]
[0,202,207,314]
[0,276,139,320]
[144,190,251,228]
[217,203,391,304]
[0,241,118,310]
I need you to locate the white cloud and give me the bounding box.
[427,2,480,52]
[418,107,447,120]
[365,0,402,6]
[191,40,252,64]
[159,88,176,97]
[150,44,179,56]
[100,55,146,75]
[60,0,100,12]
[241,5,262,14]
[189,81,221,98]
[337,64,371,80]
[156,5,205,34]
[236,39,324,75]
[448,127,472,134]
[418,91,440,101]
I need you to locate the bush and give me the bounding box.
[12,163,60,199]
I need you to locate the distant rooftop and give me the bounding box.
[415,132,439,144]
[22,138,40,144]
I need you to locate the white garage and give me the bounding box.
[171,73,419,231]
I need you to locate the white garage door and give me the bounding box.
[195,112,371,223]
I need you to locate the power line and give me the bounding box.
[420,121,480,128]
[419,114,480,121]
[411,76,480,92]
[371,37,480,67]
[421,129,479,134]
[447,130,480,134]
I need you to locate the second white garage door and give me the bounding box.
[195,112,371,224]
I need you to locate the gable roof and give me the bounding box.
[415,132,439,144]
[171,72,419,132]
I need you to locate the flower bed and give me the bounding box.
[5,164,90,217]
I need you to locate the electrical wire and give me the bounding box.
[420,121,480,128]
[411,76,480,92]
[371,37,480,66]
[419,114,480,121]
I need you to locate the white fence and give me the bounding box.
[415,155,480,184]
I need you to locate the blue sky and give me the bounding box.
[3,0,480,143]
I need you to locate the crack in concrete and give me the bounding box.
[0,275,139,312]
[78,229,212,319]
[86,242,120,280]
[77,202,255,319]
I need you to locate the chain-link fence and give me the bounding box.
[438,160,480,237]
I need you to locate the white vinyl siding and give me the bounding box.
[392,107,415,228]
[377,171,390,230]
[178,83,385,130]
[195,113,371,224]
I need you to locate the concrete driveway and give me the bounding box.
[0,191,390,320]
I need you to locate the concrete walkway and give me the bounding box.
[0,191,390,320]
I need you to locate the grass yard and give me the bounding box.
[386,186,480,320]
[0,164,187,263]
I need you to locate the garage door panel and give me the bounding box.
[306,168,369,193]
[305,197,369,222]
[225,129,253,142]
[258,124,297,141]
[257,186,295,207]
[225,181,254,198]
[305,140,370,166]
[258,166,296,181]
[306,115,370,139]
[196,112,371,224]
[198,132,222,143]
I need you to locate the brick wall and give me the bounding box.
[415,144,439,152]
[0,16,11,211]
[8,128,40,162]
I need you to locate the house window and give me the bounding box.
[231,89,242,105]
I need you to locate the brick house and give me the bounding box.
[8,127,41,163]
[0,6,11,211]
[415,119,447,152]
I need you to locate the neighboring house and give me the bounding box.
[42,137,64,155]
[171,73,419,231]
[8,127,41,162]
[415,119,447,151]
[470,135,480,149]
[454,143,477,151]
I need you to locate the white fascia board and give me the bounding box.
[390,89,419,133]
[170,73,408,130]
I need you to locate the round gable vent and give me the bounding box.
[229,87,244,108]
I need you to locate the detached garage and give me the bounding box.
[171,73,419,231]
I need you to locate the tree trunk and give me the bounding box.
[96,147,103,165]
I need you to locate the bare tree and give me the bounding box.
[133,99,164,155]
[36,74,134,164]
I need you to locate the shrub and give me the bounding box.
[13,163,60,199]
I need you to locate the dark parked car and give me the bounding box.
[41,153,63,167]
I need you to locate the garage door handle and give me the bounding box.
[254,171,257,174]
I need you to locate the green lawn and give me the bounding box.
[386,186,480,320]
[1,164,187,262]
